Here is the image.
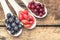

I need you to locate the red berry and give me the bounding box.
[29,15,34,21]
[31,5,35,9]
[34,9,37,13]
[28,4,31,9]
[22,20,29,24]
[24,10,28,15]
[23,14,28,20]
[18,13,23,20]
[29,21,34,24]
[39,13,43,16]
[36,6,40,9]
[24,24,31,28]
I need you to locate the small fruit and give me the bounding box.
[22,20,29,24]
[29,15,34,21]
[11,22,16,27]
[23,14,28,20]
[29,21,34,24]
[18,13,24,20]
[7,13,11,19]
[24,10,28,15]
[24,24,31,28]
[39,13,43,16]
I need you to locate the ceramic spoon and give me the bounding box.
[8,0,36,29]
[21,0,47,18]
[0,0,22,36]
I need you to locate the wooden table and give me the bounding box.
[0,0,60,40]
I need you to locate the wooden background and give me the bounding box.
[0,0,60,40]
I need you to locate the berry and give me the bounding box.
[23,14,28,20]
[31,5,35,9]
[36,6,40,9]
[34,9,37,13]
[29,15,34,21]
[19,25,22,28]
[6,24,11,30]
[18,13,24,20]
[24,24,31,28]
[11,22,16,28]
[14,26,18,31]
[29,21,34,24]
[39,13,43,16]
[24,10,28,15]
[7,13,11,19]
[22,20,29,24]
[8,17,14,23]
[28,4,31,9]
[15,18,20,25]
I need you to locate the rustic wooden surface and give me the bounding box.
[0,27,60,40]
[0,0,60,40]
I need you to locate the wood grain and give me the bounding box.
[0,0,60,26]
[0,27,60,40]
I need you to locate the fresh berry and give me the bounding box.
[23,14,28,20]
[24,24,31,28]
[7,13,11,19]
[24,10,28,15]
[29,21,34,24]
[14,26,18,31]
[11,22,16,28]
[29,15,34,21]
[22,20,29,24]
[18,13,24,20]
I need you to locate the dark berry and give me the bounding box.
[8,17,14,23]
[31,5,35,9]
[14,26,18,31]
[19,25,22,28]
[15,18,20,25]
[11,22,16,28]
[34,9,37,13]
[36,6,40,9]
[7,13,11,19]
[6,24,11,30]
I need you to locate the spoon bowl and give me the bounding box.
[22,0,47,18]
[0,0,22,36]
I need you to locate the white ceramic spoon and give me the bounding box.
[8,0,36,29]
[0,0,22,36]
[21,0,47,18]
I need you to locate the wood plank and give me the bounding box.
[0,0,60,26]
[0,27,60,40]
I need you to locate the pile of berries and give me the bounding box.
[5,13,22,35]
[28,1,45,17]
[18,10,34,29]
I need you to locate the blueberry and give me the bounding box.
[14,26,18,31]
[8,17,14,23]
[5,19,10,24]
[13,15,16,20]
[6,24,11,30]
[18,25,22,28]
[15,19,20,25]
[11,22,16,27]
[10,30,15,35]
[7,13,11,19]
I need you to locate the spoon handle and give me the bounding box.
[21,0,32,6]
[0,0,12,18]
[8,0,24,15]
